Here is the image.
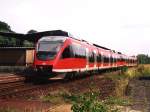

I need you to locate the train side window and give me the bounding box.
[89,51,94,62]
[62,45,74,58]
[107,56,109,63]
[89,51,92,62]
[92,51,95,62]
[114,57,116,63]
[81,47,86,58]
[97,54,99,62]
[72,44,86,59]
[104,56,106,63]
[97,53,102,62]
[110,56,113,63]
[113,57,115,63]
[104,55,109,63]
[101,55,104,62]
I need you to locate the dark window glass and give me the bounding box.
[94,52,96,62]
[110,56,113,63]
[89,51,94,62]
[104,55,109,63]
[101,55,104,62]
[97,53,102,62]
[62,45,74,58]
[114,58,116,63]
[72,44,86,59]
[37,40,63,60]
[36,51,57,60]
[38,41,62,52]
[62,44,86,59]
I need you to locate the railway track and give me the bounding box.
[0,74,27,98]
[0,70,121,99]
[0,72,92,99]
[0,74,25,83]
[0,73,63,99]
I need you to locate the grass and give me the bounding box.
[40,93,64,104]
[138,64,150,76]
[106,65,150,81]
[123,65,150,79]
[0,108,17,112]
[104,96,131,106]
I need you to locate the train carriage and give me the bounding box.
[33,32,137,78]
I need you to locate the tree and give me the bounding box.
[0,21,13,46]
[23,29,37,47]
[0,21,11,31]
[137,54,150,64]
[23,40,34,47]
[0,21,36,47]
[27,29,37,34]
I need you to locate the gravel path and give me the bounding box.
[129,76,150,112]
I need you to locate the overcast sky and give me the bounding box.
[0,0,150,56]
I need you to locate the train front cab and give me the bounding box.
[33,36,68,74]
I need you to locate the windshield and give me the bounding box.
[36,36,67,60]
[38,41,62,52]
[36,41,63,60]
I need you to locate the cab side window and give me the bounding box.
[62,46,74,58]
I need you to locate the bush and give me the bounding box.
[65,91,123,112]
[121,66,128,73]
[71,92,108,112]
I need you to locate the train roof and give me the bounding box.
[0,30,69,42]
[93,44,111,50]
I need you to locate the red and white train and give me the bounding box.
[0,30,137,78]
[32,30,137,78]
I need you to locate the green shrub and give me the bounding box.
[121,66,128,73]
[71,92,108,112]
[63,91,124,112]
